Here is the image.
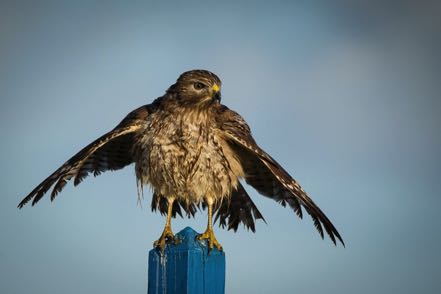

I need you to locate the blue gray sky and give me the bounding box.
[1,1,440,293]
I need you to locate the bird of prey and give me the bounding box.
[18,70,344,250]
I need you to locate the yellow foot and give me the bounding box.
[153,226,174,252]
[197,229,223,251]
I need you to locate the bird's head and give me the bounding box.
[167,70,222,107]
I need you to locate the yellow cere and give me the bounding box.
[212,84,220,92]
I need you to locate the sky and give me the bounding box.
[1,1,440,293]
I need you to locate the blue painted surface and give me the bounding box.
[148,227,225,294]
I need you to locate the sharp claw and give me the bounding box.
[197,229,222,251]
[153,239,166,252]
[153,226,174,252]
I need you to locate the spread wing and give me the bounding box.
[218,106,344,246]
[18,105,153,208]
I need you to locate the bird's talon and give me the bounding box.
[153,226,174,252]
[197,229,223,251]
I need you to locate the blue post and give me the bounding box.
[148,227,225,294]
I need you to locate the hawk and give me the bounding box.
[18,70,344,250]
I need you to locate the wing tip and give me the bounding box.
[17,201,26,209]
[334,232,346,248]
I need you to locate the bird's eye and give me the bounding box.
[193,82,206,90]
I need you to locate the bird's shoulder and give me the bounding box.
[213,104,252,137]
[213,104,273,162]
[116,97,164,128]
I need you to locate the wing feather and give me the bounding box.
[217,106,344,246]
[18,105,152,208]
[214,182,266,232]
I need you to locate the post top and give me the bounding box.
[150,227,224,255]
[175,226,199,246]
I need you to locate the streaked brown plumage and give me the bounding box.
[18,69,344,250]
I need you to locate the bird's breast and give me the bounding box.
[133,111,242,203]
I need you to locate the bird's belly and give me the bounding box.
[135,131,240,204]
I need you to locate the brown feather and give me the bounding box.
[214,182,266,232]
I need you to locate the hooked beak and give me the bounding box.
[212,84,221,102]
